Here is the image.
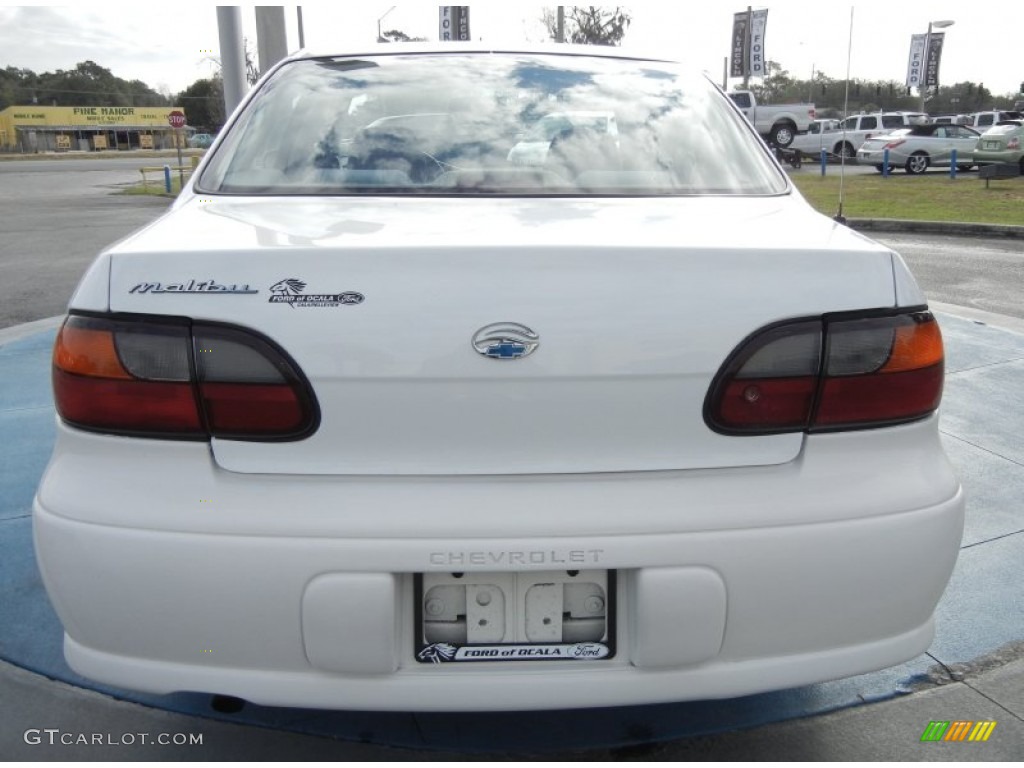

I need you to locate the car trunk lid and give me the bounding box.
[106,195,897,475]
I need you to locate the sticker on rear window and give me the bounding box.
[269,279,363,308]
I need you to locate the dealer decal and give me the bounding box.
[269,279,364,308]
[417,642,610,664]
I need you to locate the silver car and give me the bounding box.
[972,120,1024,172]
[857,124,981,174]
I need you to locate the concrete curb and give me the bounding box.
[848,218,1024,239]
[0,316,62,346]
[0,149,204,163]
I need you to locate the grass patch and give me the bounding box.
[113,165,1024,224]
[791,172,1024,225]
[119,175,185,197]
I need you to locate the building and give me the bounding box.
[0,105,189,153]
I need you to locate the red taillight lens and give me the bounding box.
[706,311,944,434]
[709,322,821,432]
[1007,137,1020,150]
[52,315,318,441]
[193,326,314,438]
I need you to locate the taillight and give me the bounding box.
[1007,137,1020,150]
[884,139,906,149]
[706,311,944,434]
[52,315,318,440]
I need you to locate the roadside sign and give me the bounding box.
[167,110,186,129]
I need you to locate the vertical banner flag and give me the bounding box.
[925,32,945,88]
[749,9,768,77]
[906,34,926,89]
[439,7,470,41]
[730,12,748,78]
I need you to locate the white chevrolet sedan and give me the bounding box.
[35,46,964,712]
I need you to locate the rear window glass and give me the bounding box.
[198,53,787,196]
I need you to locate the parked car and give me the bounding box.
[857,123,981,174]
[965,110,1023,130]
[187,132,215,148]
[35,44,963,713]
[930,114,970,125]
[727,90,816,147]
[972,120,1024,172]
[830,112,929,159]
[789,118,843,158]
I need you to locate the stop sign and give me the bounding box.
[167,110,186,129]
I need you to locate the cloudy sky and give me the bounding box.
[1,2,1021,98]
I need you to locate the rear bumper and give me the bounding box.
[972,151,1021,165]
[33,418,964,711]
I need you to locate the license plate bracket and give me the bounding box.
[414,570,616,663]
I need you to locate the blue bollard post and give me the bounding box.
[163,165,172,193]
[882,148,889,177]
[820,149,827,176]
[950,149,957,179]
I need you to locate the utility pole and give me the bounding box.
[255,6,288,75]
[742,6,751,90]
[216,6,247,116]
[556,6,565,43]
[378,6,396,42]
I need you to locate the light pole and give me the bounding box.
[377,5,396,42]
[920,19,954,112]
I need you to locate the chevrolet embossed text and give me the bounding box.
[429,549,605,567]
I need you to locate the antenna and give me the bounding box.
[835,7,854,225]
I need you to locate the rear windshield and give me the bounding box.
[198,52,787,196]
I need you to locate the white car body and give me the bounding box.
[34,45,964,713]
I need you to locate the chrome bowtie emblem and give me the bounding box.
[472,322,539,360]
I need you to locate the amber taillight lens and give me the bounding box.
[52,315,318,441]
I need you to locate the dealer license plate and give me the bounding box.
[415,570,615,663]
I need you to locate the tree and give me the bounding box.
[201,38,261,87]
[0,61,168,109]
[176,78,225,132]
[378,29,428,43]
[543,6,631,46]
[244,38,260,87]
[750,60,797,104]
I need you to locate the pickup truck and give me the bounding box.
[802,112,929,160]
[727,90,816,147]
[788,119,841,158]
